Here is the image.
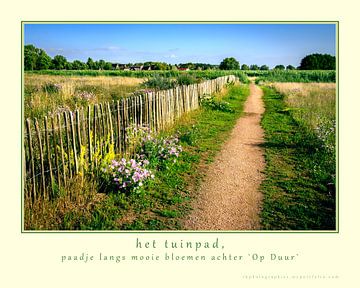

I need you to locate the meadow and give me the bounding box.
[24,74,144,119]
[260,82,336,229]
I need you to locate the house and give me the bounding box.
[130,65,144,71]
[111,63,128,70]
[142,65,152,71]
[178,67,190,71]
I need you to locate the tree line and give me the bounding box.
[24,44,335,71]
[219,55,335,71]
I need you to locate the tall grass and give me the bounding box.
[256,70,335,83]
[272,82,336,155]
[24,74,144,119]
[26,69,249,82]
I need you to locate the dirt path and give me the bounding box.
[183,83,265,230]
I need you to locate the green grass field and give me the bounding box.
[260,86,336,230]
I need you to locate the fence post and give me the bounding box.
[57,113,66,187]
[26,119,36,202]
[34,118,46,199]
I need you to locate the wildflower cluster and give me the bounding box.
[133,126,183,163]
[76,91,96,101]
[106,158,154,192]
[125,124,152,148]
[314,118,336,153]
[103,125,183,193]
[157,136,183,162]
[200,94,233,113]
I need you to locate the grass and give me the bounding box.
[255,70,336,83]
[24,83,250,230]
[24,74,144,119]
[260,86,336,230]
[26,69,249,82]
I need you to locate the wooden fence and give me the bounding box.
[23,75,237,201]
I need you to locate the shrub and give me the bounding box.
[142,75,176,90]
[200,94,234,113]
[175,74,199,86]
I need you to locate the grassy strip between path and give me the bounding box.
[260,86,336,230]
[56,83,249,230]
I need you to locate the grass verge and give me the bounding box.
[260,86,336,230]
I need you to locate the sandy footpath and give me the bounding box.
[183,83,265,230]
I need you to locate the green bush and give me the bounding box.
[200,94,234,113]
[141,75,176,90]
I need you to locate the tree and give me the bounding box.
[219,57,240,70]
[250,64,259,70]
[299,53,336,70]
[24,44,52,70]
[241,64,249,70]
[286,65,296,70]
[274,65,285,70]
[86,57,95,70]
[52,55,68,70]
[72,60,87,70]
[104,62,113,70]
[260,65,269,70]
[98,59,106,70]
[36,50,52,70]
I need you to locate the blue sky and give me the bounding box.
[24,23,336,68]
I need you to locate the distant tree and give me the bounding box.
[24,44,52,70]
[36,50,52,70]
[24,45,38,70]
[92,61,100,70]
[286,65,296,70]
[65,62,73,70]
[72,60,87,70]
[260,65,269,70]
[241,64,249,70]
[250,64,259,70]
[86,57,95,70]
[299,53,336,70]
[104,62,113,70]
[52,55,68,70]
[274,65,285,70]
[98,59,106,70]
[219,57,240,70]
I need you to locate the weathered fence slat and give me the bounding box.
[69,112,79,175]
[57,113,66,187]
[26,119,36,201]
[44,116,53,198]
[34,118,46,199]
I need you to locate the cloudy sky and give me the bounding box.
[24,23,336,68]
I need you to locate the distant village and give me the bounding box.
[111,63,218,71]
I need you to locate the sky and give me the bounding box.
[24,23,336,68]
